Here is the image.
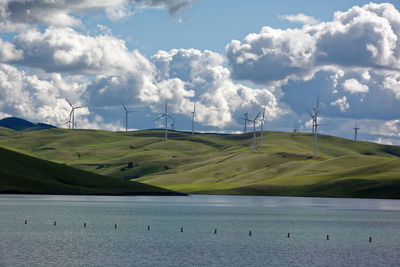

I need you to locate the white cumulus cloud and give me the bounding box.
[150,48,280,128]
[279,13,319,25]
[383,73,400,99]
[227,3,400,84]
[0,38,23,62]
[342,78,369,94]
[0,63,84,125]
[331,96,350,112]
[13,27,154,76]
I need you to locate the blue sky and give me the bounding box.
[1,0,400,145]
[85,0,398,56]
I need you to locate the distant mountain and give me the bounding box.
[0,117,56,131]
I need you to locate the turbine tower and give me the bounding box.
[293,122,298,133]
[241,111,249,133]
[245,110,262,152]
[353,121,360,141]
[154,99,174,141]
[122,103,137,132]
[259,107,266,148]
[191,102,196,135]
[65,98,83,129]
[308,97,320,160]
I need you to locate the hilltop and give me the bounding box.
[0,127,399,198]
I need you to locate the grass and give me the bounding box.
[0,127,399,198]
[0,146,184,195]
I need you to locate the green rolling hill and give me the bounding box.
[0,126,399,198]
[0,144,183,196]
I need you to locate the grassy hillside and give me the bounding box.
[0,146,183,195]
[0,127,399,198]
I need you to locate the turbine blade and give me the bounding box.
[122,103,127,112]
[65,98,73,108]
[154,114,166,121]
[254,110,262,121]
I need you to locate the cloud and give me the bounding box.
[84,48,280,129]
[226,26,316,85]
[226,3,400,85]
[373,119,400,137]
[374,137,394,145]
[279,13,319,25]
[331,96,350,112]
[0,63,80,125]
[342,78,369,94]
[0,38,23,62]
[0,0,194,31]
[383,73,400,99]
[0,62,126,130]
[150,48,280,128]
[13,27,154,75]
[133,0,193,15]
[226,2,400,124]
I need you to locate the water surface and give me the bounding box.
[0,195,399,266]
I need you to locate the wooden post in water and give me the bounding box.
[24,220,27,225]
[249,230,252,236]
[54,221,56,226]
[287,233,290,238]
[181,227,184,232]
[369,237,372,242]
[147,225,151,231]
[114,224,117,229]
[84,222,87,228]
[327,235,329,240]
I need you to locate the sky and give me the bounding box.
[1,0,400,145]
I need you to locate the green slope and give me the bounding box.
[0,127,399,198]
[0,146,183,195]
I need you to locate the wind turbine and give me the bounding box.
[65,98,83,129]
[245,110,262,152]
[353,121,360,141]
[293,122,298,134]
[259,107,266,148]
[122,103,137,132]
[154,99,174,141]
[308,97,320,160]
[191,102,196,135]
[63,119,71,129]
[241,111,249,133]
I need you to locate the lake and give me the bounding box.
[0,195,399,266]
